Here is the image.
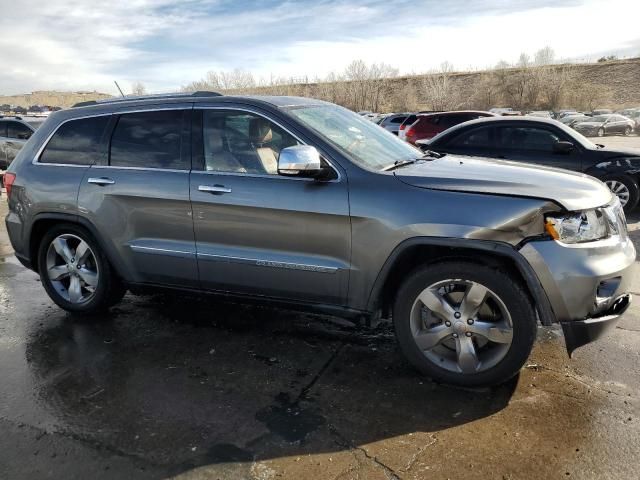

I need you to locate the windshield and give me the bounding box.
[286,104,423,171]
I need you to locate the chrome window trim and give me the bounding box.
[91,165,189,174]
[197,105,342,183]
[30,105,343,182]
[31,106,187,169]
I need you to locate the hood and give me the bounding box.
[394,155,613,211]
[597,146,640,159]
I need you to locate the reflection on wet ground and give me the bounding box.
[1,244,639,478]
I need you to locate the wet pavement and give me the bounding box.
[1,201,639,479]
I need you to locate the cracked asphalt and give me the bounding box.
[1,138,639,480]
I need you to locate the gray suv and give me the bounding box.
[4,93,635,386]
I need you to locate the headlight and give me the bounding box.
[545,209,608,243]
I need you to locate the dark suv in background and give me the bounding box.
[4,93,635,387]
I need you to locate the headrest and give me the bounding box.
[249,118,273,144]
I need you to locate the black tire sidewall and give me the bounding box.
[37,223,116,313]
[604,174,640,212]
[393,261,537,387]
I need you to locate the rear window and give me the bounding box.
[390,116,406,124]
[110,110,185,169]
[40,116,110,165]
[8,122,33,140]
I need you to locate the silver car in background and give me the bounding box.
[378,113,412,135]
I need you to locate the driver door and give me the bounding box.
[190,107,351,305]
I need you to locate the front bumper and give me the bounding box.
[520,234,636,353]
[561,293,631,356]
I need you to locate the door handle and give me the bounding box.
[199,185,232,194]
[87,177,115,186]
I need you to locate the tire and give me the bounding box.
[597,127,605,137]
[37,223,126,314]
[624,126,632,136]
[393,261,537,387]
[604,175,640,212]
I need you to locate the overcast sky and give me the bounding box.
[0,0,639,95]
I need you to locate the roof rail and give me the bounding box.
[72,91,223,108]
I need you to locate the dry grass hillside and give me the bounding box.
[0,90,111,109]
[1,58,638,112]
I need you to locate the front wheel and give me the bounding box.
[38,224,126,314]
[393,261,537,387]
[597,127,605,137]
[624,126,632,136]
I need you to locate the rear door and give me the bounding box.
[78,106,198,287]
[190,106,351,305]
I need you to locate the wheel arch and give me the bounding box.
[367,237,556,326]
[27,213,130,282]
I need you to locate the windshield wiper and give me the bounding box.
[382,151,446,172]
[382,158,420,171]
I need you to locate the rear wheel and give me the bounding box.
[38,224,126,314]
[604,175,640,212]
[393,261,537,387]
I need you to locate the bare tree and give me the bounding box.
[534,46,555,66]
[131,81,147,95]
[421,62,462,111]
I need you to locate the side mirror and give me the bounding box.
[553,140,574,154]
[278,145,323,177]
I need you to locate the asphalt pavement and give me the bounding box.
[1,137,639,479]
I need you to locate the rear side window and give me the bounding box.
[110,110,185,169]
[402,115,417,127]
[497,127,560,152]
[40,116,109,165]
[447,127,492,148]
[8,122,33,140]
[0,121,7,137]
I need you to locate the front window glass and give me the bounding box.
[286,104,421,170]
[201,110,300,174]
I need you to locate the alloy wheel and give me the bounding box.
[45,234,99,304]
[605,180,630,207]
[409,279,513,374]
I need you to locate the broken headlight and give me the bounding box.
[545,209,609,243]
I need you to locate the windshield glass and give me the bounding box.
[286,104,422,171]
